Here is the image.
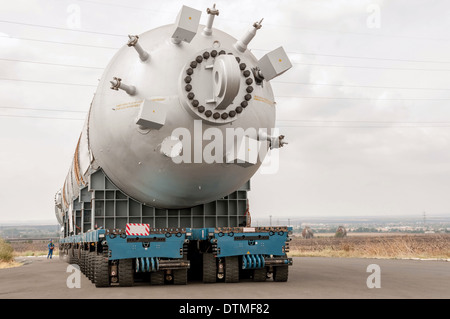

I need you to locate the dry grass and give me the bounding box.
[14,250,50,257]
[0,261,23,269]
[288,234,450,260]
[0,238,23,269]
[0,238,14,263]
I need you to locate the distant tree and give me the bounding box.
[335,226,347,238]
[302,226,314,239]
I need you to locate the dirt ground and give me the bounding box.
[289,233,450,259]
[0,256,449,299]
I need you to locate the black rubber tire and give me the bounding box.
[76,248,81,265]
[84,251,89,277]
[273,265,289,282]
[150,271,165,285]
[68,248,76,265]
[118,259,134,287]
[202,253,217,283]
[82,250,87,274]
[173,269,188,285]
[79,250,85,274]
[86,251,92,279]
[88,252,96,283]
[95,253,110,287]
[224,256,239,283]
[253,268,267,282]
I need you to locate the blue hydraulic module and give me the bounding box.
[59,225,292,287]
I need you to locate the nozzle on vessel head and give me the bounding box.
[110,77,136,96]
[233,18,263,53]
[202,4,219,36]
[127,35,150,62]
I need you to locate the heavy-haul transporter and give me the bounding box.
[56,4,293,287]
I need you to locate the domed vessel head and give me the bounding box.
[88,5,292,209]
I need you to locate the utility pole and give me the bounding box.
[423,212,427,230]
[269,215,272,226]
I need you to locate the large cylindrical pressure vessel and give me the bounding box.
[55,5,291,220]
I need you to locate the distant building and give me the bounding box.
[302,226,314,239]
[335,226,347,238]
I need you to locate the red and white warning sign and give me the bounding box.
[126,223,150,236]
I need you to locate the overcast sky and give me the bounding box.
[1,0,450,224]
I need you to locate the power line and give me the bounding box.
[3,32,449,66]
[276,95,450,101]
[291,62,450,72]
[3,75,449,95]
[0,114,85,121]
[2,18,450,65]
[76,0,169,14]
[0,35,119,50]
[0,20,127,38]
[3,56,449,89]
[277,119,450,124]
[2,76,449,102]
[0,51,448,75]
[1,115,448,126]
[0,77,97,87]
[0,106,87,113]
[260,23,450,42]
[1,113,448,127]
[277,124,450,128]
[0,58,104,70]
[253,48,450,64]
[3,106,449,125]
[273,81,450,91]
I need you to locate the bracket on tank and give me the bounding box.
[135,99,167,130]
[171,5,202,44]
[256,47,292,82]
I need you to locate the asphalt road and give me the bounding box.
[0,256,448,299]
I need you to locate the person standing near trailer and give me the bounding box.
[47,239,55,259]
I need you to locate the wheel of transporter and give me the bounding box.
[118,258,134,287]
[86,251,91,281]
[173,269,188,285]
[273,265,289,282]
[89,251,97,283]
[150,271,165,285]
[80,250,86,274]
[95,252,110,287]
[224,256,239,283]
[68,248,76,265]
[253,268,267,282]
[202,253,217,283]
[88,251,96,283]
[76,247,81,265]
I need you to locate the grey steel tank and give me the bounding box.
[55,4,292,224]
